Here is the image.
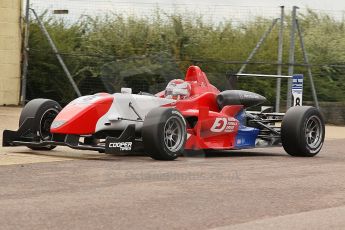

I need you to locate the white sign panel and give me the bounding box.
[292,74,303,106]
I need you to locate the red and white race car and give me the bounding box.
[3,66,325,160]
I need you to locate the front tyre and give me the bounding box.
[281,106,325,157]
[20,99,62,150]
[142,108,187,161]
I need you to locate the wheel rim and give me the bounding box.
[39,108,59,140]
[163,116,184,152]
[304,115,323,150]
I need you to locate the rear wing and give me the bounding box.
[228,73,303,107]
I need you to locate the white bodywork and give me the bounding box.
[95,93,175,132]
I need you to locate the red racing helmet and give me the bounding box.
[165,79,191,100]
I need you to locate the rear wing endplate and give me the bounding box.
[227,73,304,107]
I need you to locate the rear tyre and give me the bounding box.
[142,108,186,161]
[281,106,325,157]
[19,99,62,150]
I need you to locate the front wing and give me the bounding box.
[3,118,142,154]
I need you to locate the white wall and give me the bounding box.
[0,0,21,105]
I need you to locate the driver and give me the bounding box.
[165,79,191,100]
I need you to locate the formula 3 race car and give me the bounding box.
[3,66,325,160]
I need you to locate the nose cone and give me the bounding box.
[217,90,266,108]
[50,93,113,135]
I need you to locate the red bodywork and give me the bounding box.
[51,65,244,150]
[158,66,243,150]
[51,93,114,135]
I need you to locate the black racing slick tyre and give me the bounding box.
[19,99,62,150]
[142,108,187,161]
[281,106,325,157]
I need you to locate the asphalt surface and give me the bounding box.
[0,107,345,230]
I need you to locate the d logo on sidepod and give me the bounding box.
[210,117,237,133]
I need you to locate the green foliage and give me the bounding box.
[27,9,345,104]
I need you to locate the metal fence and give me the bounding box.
[21,1,345,108]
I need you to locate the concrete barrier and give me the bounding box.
[320,102,345,125]
[304,101,345,126]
